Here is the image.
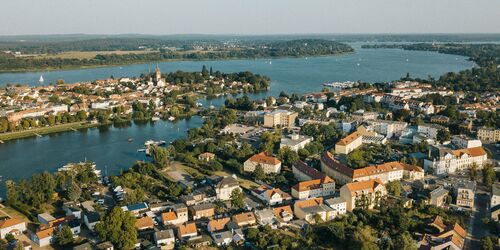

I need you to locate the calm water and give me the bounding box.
[0,45,473,196]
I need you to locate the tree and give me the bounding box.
[5,234,15,243]
[352,225,378,250]
[394,231,417,250]
[436,129,451,143]
[253,165,266,180]
[67,181,82,201]
[482,164,496,188]
[149,145,171,167]
[480,236,493,250]
[56,225,74,246]
[230,188,245,209]
[278,147,300,166]
[386,180,402,197]
[95,207,137,250]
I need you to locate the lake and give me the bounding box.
[0,45,473,196]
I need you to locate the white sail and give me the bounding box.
[39,75,44,82]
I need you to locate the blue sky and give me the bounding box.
[1,0,499,35]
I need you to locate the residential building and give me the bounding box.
[0,218,26,239]
[335,132,363,154]
[291,177,335,199]
[321,152,423,185]
[477,127,500,142]
[429,186,449,208]
[207,218,231,233]
[31,227,55,247]
[339,179,387,211]
[37,213,56,225]
[451,135,482,149]
[325,197,347,217]
[189,203,215,220]
[251,185,291,205]
[161,204,188,225]
[83,212,100,231]
[263,110,298,128]
[280,134,313,152]
[254,209,276,226]
[198,152,215,162]
[292,160,328,181]
[273,206,294,226]
[215,177,240,201]
[293,197,334,224]
[491,183,500,209]
[232,212,256,227]
[177,222,198,239]
[418,218,466,250]
[154,229,175,248]
[424,146,488,175]
[243,152,281,174]
[455,181,476,209]
[134,216,154,230]
[417,123,446,140]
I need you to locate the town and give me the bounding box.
[0,62,498,250]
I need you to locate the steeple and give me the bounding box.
[154,63,161,83]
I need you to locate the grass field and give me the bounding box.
[0,122,99,141]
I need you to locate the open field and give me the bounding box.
[0,121,99,141]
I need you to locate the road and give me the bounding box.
[465,191,490,249]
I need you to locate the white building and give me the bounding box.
[367,120,408,138]
[451,135,482,149]
[418,123,446,140]
[215,177,241,201]
[280,134,313,152]
[291,177,335,200]
[325,197,347,217]
[424,146,488,175]
[0,218,26,239]
[251,185,291,205]
[243,152,282,174]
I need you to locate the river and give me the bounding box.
[0,45,473,196]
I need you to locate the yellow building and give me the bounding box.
[263,110,298,128]
[478,127,500,142]
[335,132,363,154]
[339,178,387,211]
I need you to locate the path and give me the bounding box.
[465,191,490,249]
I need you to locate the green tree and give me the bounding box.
[56,225,74,246]
[394,231,417,250]
[253,165,266,180]
[386,180,402,197]
[482,164,496,188]
[67,181,82,201]
[95,207,137,250]
[5,234,15,243]
[436,129,451,143]
[353,226,378,250]
[480,236,493,250]
[149,144,170,167]
[230,188,245,209]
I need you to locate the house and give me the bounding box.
[429,186,449,208]
[251,185,292,205]
[292,161,328,181]
[339,179,387,211]
[96,241,114,250]
[455,181,476,209]
[293,197,334,224]
[177,222,198,239]
[280,134,314,152]
[37,213,56,225]
[418,218,467,250]
[273,206,294,226]
[211,231,233,246]
[451,135,482,149]
[232,212,256,227]
[263,110,298,128]
[31,227,55,247]
[424,146,488,175]
[180,191,206,206]
[62,201,82,220]
[254,209,276,226]
[0,218,26,239]
[207,217,231,233]
[161,204,188,225]
[367,120,408,138]
[134,216,154,230]
[291,177,335,199]
[325,197,347,217]
[417,123,446,140]
[215,177,241,201]
[477,127,500,142]
[335,132,363,154]
[244,152,282,174]
[121,202,149,216]
[430,115,450,124]
[186,235,212,248]
[198,152,215,162]
[154,229,175,248]
[84,212,100,231]
[189,203,215,220]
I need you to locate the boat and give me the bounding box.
[144,140,166,147]
[137,148,146,152]
[196,102,203,107]
[39,75,44,84]
[269,60,272,65]
[128,138,134,142]
[151,117,160,121]
[168,116,176,121]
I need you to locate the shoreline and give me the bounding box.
[0,52,355,74]
[0,121,101,141]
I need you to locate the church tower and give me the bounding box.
[154,64,161,83]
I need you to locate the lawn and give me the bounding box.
[0,122,99,141]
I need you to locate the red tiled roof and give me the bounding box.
[249,152,281,165]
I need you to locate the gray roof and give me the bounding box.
[301,204,333,214]
[325,197,346,206]
[211,231,233,244]
[155,229,174,240]
[191,203,215,211]
[492,183,500,197]
[216,177,239,189]
[430,187,449,198]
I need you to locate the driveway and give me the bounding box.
[465,192,490,249]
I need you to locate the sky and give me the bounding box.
[1,0,499,35]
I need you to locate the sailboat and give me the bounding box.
[39,75,44,84]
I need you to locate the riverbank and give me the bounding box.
[0,121,100,141]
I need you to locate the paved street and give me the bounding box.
[465,191,490,249]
